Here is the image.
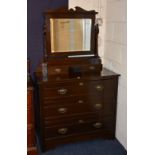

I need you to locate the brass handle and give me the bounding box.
[89,66,95,70]
[58,107,67,114]
[93,122,103,128]
[78,100,84,104]
[57,88,67,95]
[94,103,103,110]
[58,128,68,134]
[54,68,61,73]
[78,120,85,124]
[79,82,84,86]
[95,85,104,91]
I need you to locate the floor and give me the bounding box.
[38,139,127,155]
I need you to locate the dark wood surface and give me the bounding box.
[35,66,119,151]
[27,147,37,155]
[27,87,38,155]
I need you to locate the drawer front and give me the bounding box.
[42,93,118,118]
[42,94,104,106]
[43,113,115,139]
[44,112,104,127]
[42,101,104,118]
[27,147,37,155]
[46,64,102,75]
[41,80,104,98]
[44,120,106,139]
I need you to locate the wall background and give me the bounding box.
[27,0,68,75]
[70,0,127,149]
[104,0,127,149]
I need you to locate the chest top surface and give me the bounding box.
[35,67,119,84]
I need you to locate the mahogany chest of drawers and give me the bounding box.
[34,7,120,152]
[35,66,119,151]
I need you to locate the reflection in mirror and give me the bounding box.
[50,19,92,53]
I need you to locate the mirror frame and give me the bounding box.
[43,7,98,58]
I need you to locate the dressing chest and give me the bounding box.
[34,7,120,151]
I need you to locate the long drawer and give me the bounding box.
[42,94,104,106]
[44,120,104,138]
[42,94,116,118]
[44,117,114,139]
[42,101,104,118]
[41,80,104,98]
[44,112,104,126]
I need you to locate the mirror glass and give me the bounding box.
[50,18,92,53]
